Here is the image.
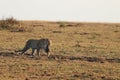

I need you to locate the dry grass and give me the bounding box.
[0,21,120,80]
[0,17,33,32]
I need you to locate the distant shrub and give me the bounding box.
[0,17,32,32]
[0,17,19,30]
[58,22,66,27]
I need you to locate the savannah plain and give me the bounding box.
[0,20,120,80]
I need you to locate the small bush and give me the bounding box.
[0,17,19,30]
[58,22,66,27]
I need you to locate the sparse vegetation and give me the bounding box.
[0,17,33,32]
[0,21,120,80]
[58,22,66,27]
[10,26,33,32]
[0,17,19,30]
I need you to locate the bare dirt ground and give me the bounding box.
[0,21,120,80]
